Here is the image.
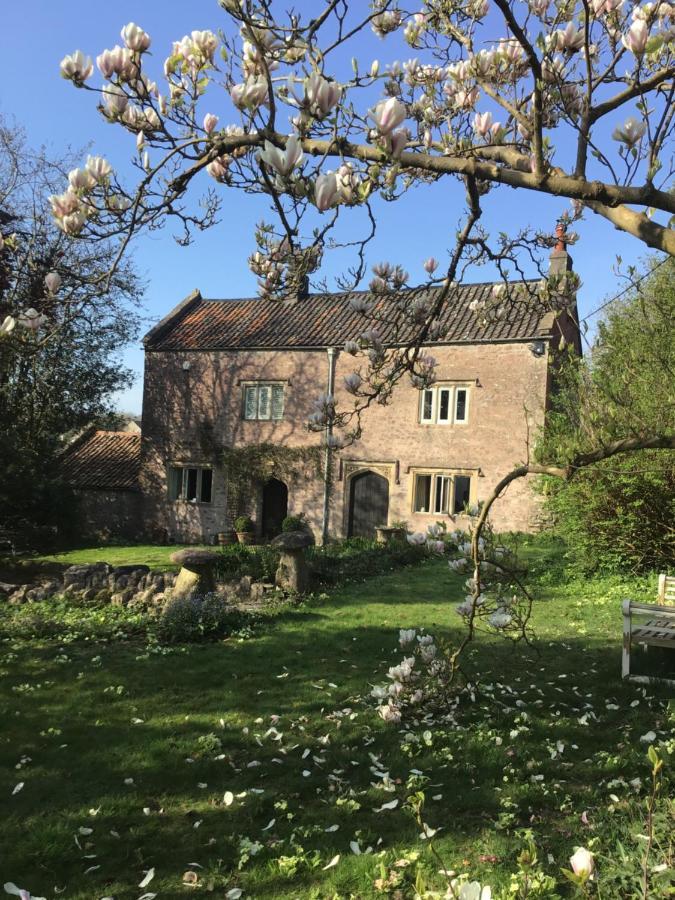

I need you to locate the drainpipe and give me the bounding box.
[321,347,337,545]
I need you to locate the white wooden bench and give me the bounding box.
[622,575,675,687]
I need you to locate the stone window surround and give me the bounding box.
[419,382,471,426]
[167,463,214,504]
[408,466,479,517]
[242,380,286,421]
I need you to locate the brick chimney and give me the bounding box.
[549,221,573,275]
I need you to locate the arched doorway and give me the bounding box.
[348,470,389,539]
[262,478,288,539]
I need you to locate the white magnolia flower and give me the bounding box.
[121,22,151,52]
[1,316,17,336]
[372,97,407,134]
[60,50,93,83]
[85,155,112,181]
[407,531,426,546]
[569,846,594,879]
[259,135,304,177]
[44,272,61,294]
[399,628,417,646]
[612,117,647,146]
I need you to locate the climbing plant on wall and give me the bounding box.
[221,443,323,522]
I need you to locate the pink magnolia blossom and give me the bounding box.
[85,155,112,181]
[389,128,408,158]
[372,97,407,135]
[612,116,646,145]
[97,45,135,80]
[592,0,623,14]
[59,50,93,83]
[230,76,268,110]
[555,23,586,52]
[68,168,96,192]
[314,172,340,211]
[472,110,494,137]
[206,156,232,182]
[423,257,438,274]
[121,22,151,53]
[259,135,304,176]
[304,73,342,118]
[101,84,128,117]
[529,0,549,15]
[622,20,650,53]
[343,372,362,394]
[203,113,219,135]
[187,29,218,61]
[17,309,49,331]
[48,190,81,218]
[44,272,61,294]
[58,209,88,235]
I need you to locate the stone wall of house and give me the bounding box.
[140,336,551,542]
[75,489,143,543]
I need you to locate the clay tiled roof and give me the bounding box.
[62,430,141,491]
[144,283,554,352]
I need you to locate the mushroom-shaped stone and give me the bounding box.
[271,531,313,593]
[170,549,220,600]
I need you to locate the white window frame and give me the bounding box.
[419,388,435,424]
[418,384,471,425]
[168,465,213,504]
[454,387,470,424]
[243,382,285,421]
[411,470,474,516]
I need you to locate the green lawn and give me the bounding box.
[35,543,214,570]
[1,551,673,898]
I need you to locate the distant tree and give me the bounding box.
[540,257,675,572]
[0,118,143,548]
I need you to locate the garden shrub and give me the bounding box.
[281,514,306,532]
[546,450,675,574]
[157,593,250,642]
[308,538,428,586]
[213,538,428,588]
[215,544,280,582]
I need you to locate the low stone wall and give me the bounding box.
[0,563,278,610]
[1,563,176,609]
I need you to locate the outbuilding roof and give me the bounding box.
[61,430,141,491]
[144,283,555,352]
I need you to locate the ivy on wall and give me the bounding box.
[222,443,323,522]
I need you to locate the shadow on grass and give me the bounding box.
[1,563,672,898]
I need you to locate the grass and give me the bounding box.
[32,544,214,571]
[1,542,673,899]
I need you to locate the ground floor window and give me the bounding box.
[168,466,213,503]
[412,471,473,515]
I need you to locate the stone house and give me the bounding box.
[132,244,579,544]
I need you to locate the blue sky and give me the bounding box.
[1,0,651,412]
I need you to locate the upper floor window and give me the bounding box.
[243,382,285,421]
[419,384,470,425]
[168,466,213,503]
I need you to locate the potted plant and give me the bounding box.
[234,515,255,545]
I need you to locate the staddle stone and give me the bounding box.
[271,532,313,593]
[170,549,220,600]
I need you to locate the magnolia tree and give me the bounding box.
[38,0,675,679]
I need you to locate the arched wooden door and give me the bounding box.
[348,471,389,539]
[262,478,288,539]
